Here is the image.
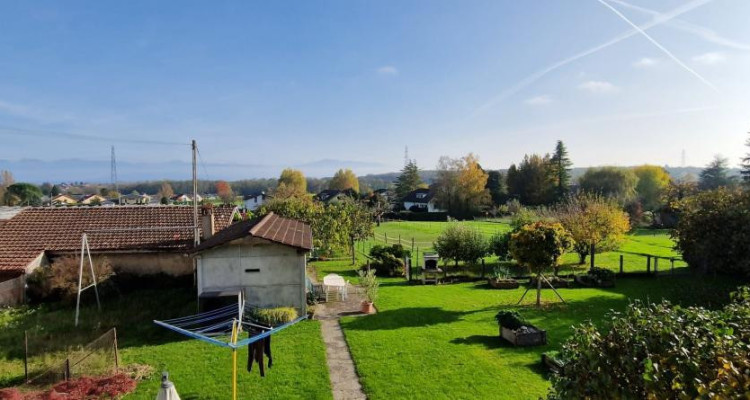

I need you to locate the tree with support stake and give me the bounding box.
[509,221,573,307]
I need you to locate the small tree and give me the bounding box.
[329,169,360,193]
[433,223,488,268]
[489,232,511,260]
[555,193,630,267]
[509,221,573,306]
[216,180,234,204]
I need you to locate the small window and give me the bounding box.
[416,193,427,199]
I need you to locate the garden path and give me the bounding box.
[316,285,369,400]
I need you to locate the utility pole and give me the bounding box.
[192,140,199,246]
[111,146,120,204]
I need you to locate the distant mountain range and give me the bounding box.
[0,157,740,186]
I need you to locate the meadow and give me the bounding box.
[359,220,686,275]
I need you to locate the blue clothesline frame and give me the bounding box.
[153,304,307,349]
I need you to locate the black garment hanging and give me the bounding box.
[246,331,273,377]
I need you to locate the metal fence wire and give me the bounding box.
[24,328,119,386]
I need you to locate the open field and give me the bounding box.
[360,220,686,275]
[0,289,332,399]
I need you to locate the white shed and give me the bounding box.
[193,212,312,315]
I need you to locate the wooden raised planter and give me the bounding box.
[488,278,520,289]
[530,277,572,289]
[500,325,547,347]
[542,353,565,374]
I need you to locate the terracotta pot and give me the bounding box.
[361,301,375,314]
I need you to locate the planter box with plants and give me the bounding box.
[487,267,519,289]
[541,351,566,374]
[495,310,547,347]
[575,267,615,288]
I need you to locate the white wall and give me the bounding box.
[196,237,306,315]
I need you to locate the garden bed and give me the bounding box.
[529,276,573,288]
[488,278,519,289]
[500,326,547,347]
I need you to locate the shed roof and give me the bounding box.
[193,212,312,253]
[0,205,237,275]
[403,188,435,203]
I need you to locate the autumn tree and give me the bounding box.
[433,153,490,218]
[550,140,573,201]
[699,155,734,191]
[555,193,630,266]
[276,168,307,199]
[215,180,234,204]
[394,160,423,202]
[509,221,573,306]
[158,181,175,203]
[579,167,638,203]
[506,154,554,205]
[329,169,359,193]
[633,165,671,211]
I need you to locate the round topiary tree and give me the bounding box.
[509,221,573,306]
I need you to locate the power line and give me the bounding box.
[0,124,191,146]
[196,146,212,182]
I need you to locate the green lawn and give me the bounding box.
[362,221,686,275]
[337,275,736,399]
[0,289,331,399]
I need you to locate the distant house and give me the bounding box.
[51,194,78,206]
[315,189,358,204]
[121,192,152,205]
[193,212,312,315]
[0,205,237,305]
[243,192,269,211]
[79,194,108,205]
[403,189,445,212]
[172,193,203,203]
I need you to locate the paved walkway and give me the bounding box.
[316,284,369,400]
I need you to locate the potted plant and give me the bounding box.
[495,310,547,346]
[487,267,519,289]
[358,269,379,314]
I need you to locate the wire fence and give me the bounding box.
[22,328,119,386]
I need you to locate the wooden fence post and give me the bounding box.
[64,358,70,381]
[481,259,486,278]
[671,258,675,275]
[654,258,659,274]
[619,255,624,274]
[646,255,651,274]
[24,331,28,383]
[113,328,119,371]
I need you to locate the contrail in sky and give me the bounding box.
[472,0,713,116]
[596,0,719,92]
[606,0,750,51]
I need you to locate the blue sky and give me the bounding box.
[0,0,749,182]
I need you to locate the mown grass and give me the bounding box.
[337,275,737,399]
[0,289,331,399]
[362,221,686,275]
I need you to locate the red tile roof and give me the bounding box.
[193,212,312,253]
[0,205,237,274]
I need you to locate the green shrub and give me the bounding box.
[488,266,512,280]
[494,310,530,330]
[587,267,615,282]
[249,307,298,327]
[548,287,750,399]
[674,188,750,275]
[367,244,410,277]
[488,232,511,260]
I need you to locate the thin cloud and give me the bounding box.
[692,52,726,65]
[596,0,719,92]
[633,57,659,68]
[578,80,619,94]
[376,66,399,76]
[524,95,553,105]
[471,0,712,116]
[605,0,750,51]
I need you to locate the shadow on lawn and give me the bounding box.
[342,307,478,331]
